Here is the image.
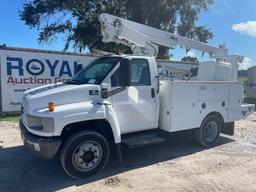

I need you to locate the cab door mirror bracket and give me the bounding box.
[102,87,126,98]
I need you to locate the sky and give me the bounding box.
[0,0,256,69]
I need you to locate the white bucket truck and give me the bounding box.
[20,13,254,178]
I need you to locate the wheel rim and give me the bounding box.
[72,141,103,172]
[204,120,219,143]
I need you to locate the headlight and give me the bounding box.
[27,115,43,131]
[27,115,54,132]
[42,117,55,132]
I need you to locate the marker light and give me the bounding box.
[48,102,55,112]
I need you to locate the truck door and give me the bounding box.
[111,58,158,133]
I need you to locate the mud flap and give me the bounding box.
[221,122,234,136]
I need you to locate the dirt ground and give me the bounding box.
[0,114,256,192]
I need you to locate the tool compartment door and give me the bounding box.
[170,82,200,132]
[228,83,243,121]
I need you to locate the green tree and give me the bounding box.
[20,0,214,59]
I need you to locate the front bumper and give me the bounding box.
[19,119,62,159]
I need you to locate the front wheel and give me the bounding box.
[61,130,110,179]
[195,115,221,147]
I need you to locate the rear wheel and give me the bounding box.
[61,130,110,179]
[195,115,221,147]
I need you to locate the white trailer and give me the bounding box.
[248,66,256,85]
[19,14,254,178]
[247,66,256,104]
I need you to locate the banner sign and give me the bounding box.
[0,49,96,111]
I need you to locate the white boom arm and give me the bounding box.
[99,13,243,81]
[99,13,228,57]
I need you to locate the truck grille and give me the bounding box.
[22,115,29,129]
[22,96,29,111]
[21,96,29,129]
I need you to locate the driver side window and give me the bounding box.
[130,59,151,86]
[111,59,151,87]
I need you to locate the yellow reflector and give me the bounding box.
[48,102,55,112]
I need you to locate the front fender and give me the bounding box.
[30,101,122,143]
[53,101,106,136]
[56,102,122,143]
[104,104,121,143]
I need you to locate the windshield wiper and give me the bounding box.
[65,79,83,85]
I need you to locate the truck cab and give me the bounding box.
[20,55,163,178]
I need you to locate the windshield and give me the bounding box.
[66,57,121,85]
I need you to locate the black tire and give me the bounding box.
[61,130,110,179]
[195,115,221,147]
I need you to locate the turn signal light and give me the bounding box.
[48,102,55,112]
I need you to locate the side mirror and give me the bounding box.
[111,59,131,87]
[102,59,131,98]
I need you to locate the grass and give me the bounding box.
[0,115,20,122]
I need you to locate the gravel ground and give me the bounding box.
[0,114,256,192]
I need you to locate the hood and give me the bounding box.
[22,83,101,112]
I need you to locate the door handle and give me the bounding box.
[151,88,155,98]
